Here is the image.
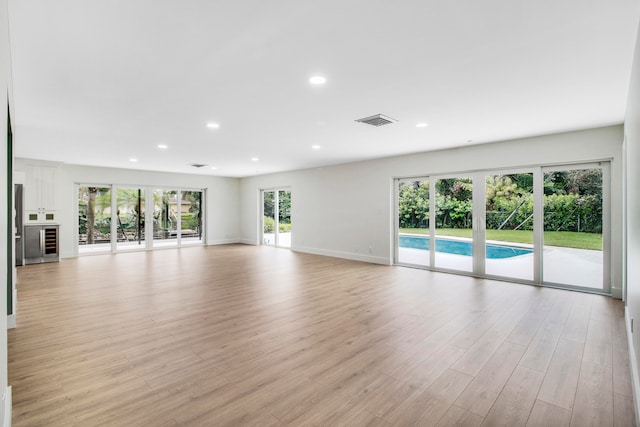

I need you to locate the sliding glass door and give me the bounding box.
[484,172,535,281]
[395,163,610,293]
[78,186,112,254]
[263,191,276,245]
[397,178,430,267]
[434,176,474,272]
[278,190,292,248]
[116,187,145,251]
[77,185,204,253]
[542,165,607,290]
[180,190,203,245]
[262,189,292,248]
[152,189,204,248]
[397,175,476,273]
[153,189,178,248]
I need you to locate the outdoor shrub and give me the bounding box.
[95,216,111,234]
[435,194,472,229]
[487,195,534,230]
[544,193,601,233]
[279,222,291,232]
[181,213,200,231]
[398,182,429,228]
[398,171,602,234]
[263,216,275,233]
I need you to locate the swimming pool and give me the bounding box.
[398,235,533,259]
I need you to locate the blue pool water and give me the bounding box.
[399,235,533,259]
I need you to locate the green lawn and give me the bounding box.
[399,228,602,251]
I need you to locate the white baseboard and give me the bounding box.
[612,286,623,300]
[221,240,393,265]
[2,386,10,427]
[61,250,75,259]
[6,315,15,330]
[625,309,640,426]
[292,245,392,265]
[206,239,242,246]
[238,238,258,246]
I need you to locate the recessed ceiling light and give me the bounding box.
[210,166,217,170]
[251,157,259,162]
[416,123,429,128]
[309,76,327,85]
[312,145,321,150]
[157,144,168,149]
[207,122,220,129]
[129,158,138,163]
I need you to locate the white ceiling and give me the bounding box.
[8,1,640,178]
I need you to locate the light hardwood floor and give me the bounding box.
[9,245,636,426]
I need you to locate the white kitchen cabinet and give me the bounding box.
[24,165,57,223]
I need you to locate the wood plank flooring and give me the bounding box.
[8,244,636,426]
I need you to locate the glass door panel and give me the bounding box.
[153,189,178,248]
[395,164,609,294]
[434,177,473,272]
[78,186,111,253]
[485,173,534,281]
[180,190,203,245]
[263,191,276,245]
[116,187,145,250]
[397,178,430,266]
[543,167,604,289]
[278,190,291,248]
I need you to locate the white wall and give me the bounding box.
[623,19,640,422]
[0,0,11,422]
[13,160,241,258]
[240,125,624,294]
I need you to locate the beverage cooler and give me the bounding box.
[24,224,59,264]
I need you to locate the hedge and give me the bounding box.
[399,191,602,233]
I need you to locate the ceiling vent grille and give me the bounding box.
[189,163,208,168]
[355,114,397,127]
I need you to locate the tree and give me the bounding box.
[435,178,472,229]
[485,175,517,209]
[116,188,144,240]
[263,191,275,219]
[181,191,202,234]
[278,191,291,224]
[86,187,97,244]
[398,181,429,228]
[565,169,602,195]
[436,178,472,201]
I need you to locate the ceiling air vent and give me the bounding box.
[189,163,208,168]
[355,114,397,127]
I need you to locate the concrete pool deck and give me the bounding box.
[398,244,603,290]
